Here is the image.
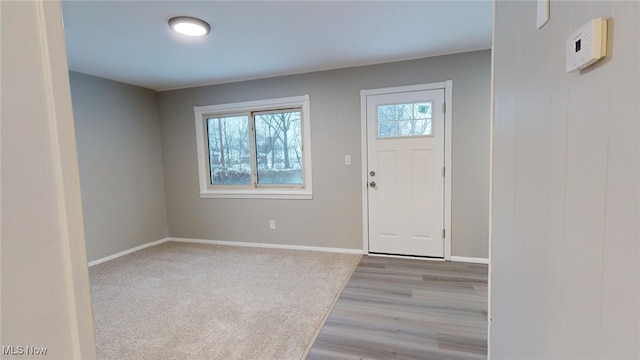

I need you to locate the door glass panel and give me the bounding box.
[377,102,432,138]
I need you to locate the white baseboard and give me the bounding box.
[88,237,364,266]
[167,237,364,255]
[89,237,485,267]
[359,253,488,264]
[450,256,489,264]
[367,253,446,261]
[88,238,168,267]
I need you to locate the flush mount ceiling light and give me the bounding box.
[169,16,211,36]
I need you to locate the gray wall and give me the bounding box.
[491,1,639,358]
[70,72,168,262]
[158,50,491,258]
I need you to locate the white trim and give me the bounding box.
[88,239,167,267]
[167,237,364,254]
[193,95,313,199]
[360,81,448,96]
[198,192,312,200]
[368,253,445,261]
[360,90,370,254]
[88,237,364,267]
[38,2,97,357]
[487,1,497,356]
[193,95,308,114]
[443,80,453,261]
[360,82,453,260]
[451,256,489,265]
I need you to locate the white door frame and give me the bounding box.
[360,81,453,260]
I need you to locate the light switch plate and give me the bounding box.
[537,0,550,30]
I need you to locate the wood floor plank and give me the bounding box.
[308,256,488,360]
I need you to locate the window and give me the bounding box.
[194,95,312,199]
[377,101,433,138]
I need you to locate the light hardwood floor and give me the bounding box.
[308,256,488,360]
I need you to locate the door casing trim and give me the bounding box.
[360,81,453,260]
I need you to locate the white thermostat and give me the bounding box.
[566,18,608,72]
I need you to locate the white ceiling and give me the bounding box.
[62,1,493,91]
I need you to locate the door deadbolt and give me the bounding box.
[369,171,376,176]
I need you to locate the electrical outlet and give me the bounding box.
[269,220,276,230]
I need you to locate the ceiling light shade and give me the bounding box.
[169,16,210,36]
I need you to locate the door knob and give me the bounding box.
[369,181,376,188]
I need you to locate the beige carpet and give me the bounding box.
[89,241,361,360]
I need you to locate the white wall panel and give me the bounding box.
[1,1,96,357]
[491,1,639,357]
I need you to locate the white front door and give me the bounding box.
[365,88,445,257]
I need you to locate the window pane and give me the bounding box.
[377,102,432,137]
[254,111,303,185]
[206,116,251,185]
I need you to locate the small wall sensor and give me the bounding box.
[566,18,608,72]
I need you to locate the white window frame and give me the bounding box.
[194,95,313,199]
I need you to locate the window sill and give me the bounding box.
[199,191,313,200]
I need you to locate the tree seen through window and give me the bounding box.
[206,110,303,186]
[377,102,432,137]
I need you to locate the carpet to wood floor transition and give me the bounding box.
[90,242,487,360]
